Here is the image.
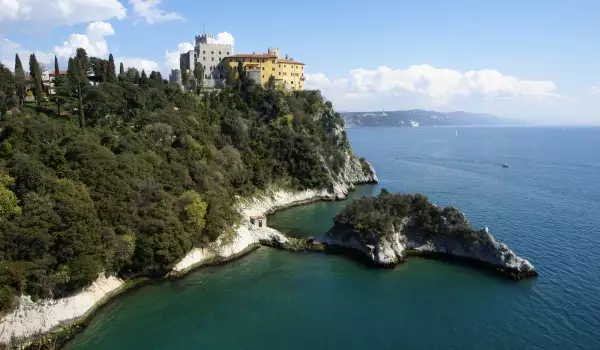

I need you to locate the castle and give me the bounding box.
[170,33,305,91]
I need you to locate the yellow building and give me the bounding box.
[223,47,305,90]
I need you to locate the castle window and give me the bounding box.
[203,57,206,61]
[262,75,265,78]
[211,57,214,61]
[211,50,214,54]
[278,64,281,67]
[262,67,265,71]
[203,50,205,54]
[219,51,221,54]
[272,60,275,64]
[278,72,281,75]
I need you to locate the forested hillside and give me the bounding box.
[0,50,362,312]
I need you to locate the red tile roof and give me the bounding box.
[49,70,68,76]
[227,54,277,59]
[225,54,304,65]
[278,59,304,65]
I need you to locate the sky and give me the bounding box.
[1,0,599,125]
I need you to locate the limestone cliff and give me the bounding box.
[324,199,536,280]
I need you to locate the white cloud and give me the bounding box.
[308,65,561,105]
[0,38,53,69]
[118,57,160,72]
[129,0,184,24]
[305,64,582,123]
[0,0,126,26]
[588,86,600,96]
[206,32,235,46]
[165,42,193,70]
[54,21,115,58]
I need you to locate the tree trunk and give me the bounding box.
[57,98,61,116]
[78,84,85,128]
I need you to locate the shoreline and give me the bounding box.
[0,156,378,349]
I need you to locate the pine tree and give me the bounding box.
[29,54,43,108]
[140,70,149,86]
[118,62,125,81]
[68,57,87,128]
[194,62,204,94]
[14,54,25,106]
[181,69,189,91]
[75,48,90,77]
[107,54,117,82]
[54,56,62,115]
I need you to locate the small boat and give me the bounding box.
[455,130,458,136]
[502,164,509,168]
[396,156,400,159]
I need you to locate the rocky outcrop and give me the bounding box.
[324,212,537,280]
[171,153,377,274]
[0,275,124,345]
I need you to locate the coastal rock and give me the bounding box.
[0,275,123,345]
[0,151,377,346]
[172,151,377,274]
[325,210,537,279]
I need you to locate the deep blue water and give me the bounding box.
[68,126,600,349]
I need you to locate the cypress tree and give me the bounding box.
[107,54,117,82]
[14,54,25,106]
[29,54,43,108]
[119,62,125,80]
[140,70,149,86]
[54,56,61,115]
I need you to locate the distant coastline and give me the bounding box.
[342,109,524,127]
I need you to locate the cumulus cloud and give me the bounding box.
[0,0,126,26]
[164,42,193,70]
[54,21,115,58]
[0,38,53,69]
[308,64,562,109]
[118,57,160,73]
[588,86,600,96]
[206,32,235,46]
[129,0,184,24]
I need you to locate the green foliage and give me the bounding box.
[29,54,43,107]
[334,193,473,245]
[0,172,21,222]
[0,49,354,308]
[107,54,117,82]
[14,54,26,106]
[0,63,16,114]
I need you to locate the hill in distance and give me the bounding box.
[342,109,523,127]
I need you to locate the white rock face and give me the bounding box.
[326,216,536,278]
[0,152,378,346]
[0,275,123,345]
[172,154,377,274]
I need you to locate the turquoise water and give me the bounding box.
[68,127,600,349]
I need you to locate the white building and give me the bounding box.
[180,33,233,89]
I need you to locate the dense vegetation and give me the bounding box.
[333,189,473,245]
[0,49,355,311]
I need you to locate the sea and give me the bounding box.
[67,126,600,350]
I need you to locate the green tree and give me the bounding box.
[140,70,149,86]
[68,55,89,128]
[0,63,16,115]
[180,69,189,91]
[107,54,117,82]
[29,53,43,108]
[225,64,236,87]
[0,172,21,222]
[118,62,125,81]
[14,54,26,106]
[53,56,63,115]
[193,62,204,94]
[75,48,90,77]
